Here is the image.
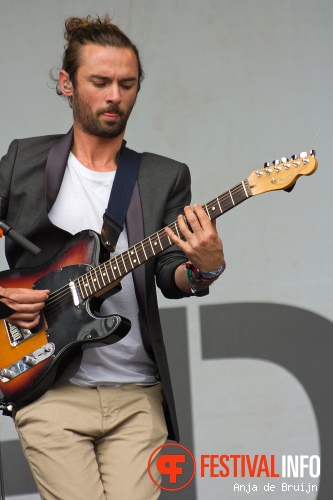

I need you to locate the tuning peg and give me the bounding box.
[291,155,301,167]
[264,163,272,174]
[299,152,307,158]
[274,160,282,172]
[309,149,316,157]
[280,157,289,163]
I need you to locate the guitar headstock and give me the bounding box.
[247,150,318,196]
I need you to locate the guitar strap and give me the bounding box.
[101,147,142,253]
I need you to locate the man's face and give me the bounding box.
[71,44,139,138]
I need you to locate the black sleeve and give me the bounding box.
[154,162,209,299]
[0,301,15,320]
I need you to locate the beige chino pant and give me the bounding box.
[14,382,168,500]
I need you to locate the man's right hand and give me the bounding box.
[0,286,50,329]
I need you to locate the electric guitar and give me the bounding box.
[0,151,318,408]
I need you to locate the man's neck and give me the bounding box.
[71,125,124,172]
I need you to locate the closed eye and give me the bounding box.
[92,81,106,87]
[121,83,135,90]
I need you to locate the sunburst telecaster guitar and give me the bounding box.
[0,151,318,409]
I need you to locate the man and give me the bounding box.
[0,15,225,499]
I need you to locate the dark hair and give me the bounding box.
[53,14,144,100]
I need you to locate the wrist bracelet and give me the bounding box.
[200,262,226,279]
[184,261,226,293]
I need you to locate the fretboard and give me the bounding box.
[76,179,252,300]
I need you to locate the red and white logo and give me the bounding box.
[148,443,196,491]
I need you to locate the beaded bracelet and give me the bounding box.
[184,261,226,293]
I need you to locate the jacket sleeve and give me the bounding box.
[154,162,209,299]
[0,140,18,221]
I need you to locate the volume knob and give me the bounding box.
[22,355,37,366]
[0,369,16,379]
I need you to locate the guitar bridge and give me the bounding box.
[5,322,33,346]
[5,314,47,347]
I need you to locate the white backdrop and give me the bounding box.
[0,1,332,499]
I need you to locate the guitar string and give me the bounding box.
[14,156,311,327]
[32,155,309,322]
[38,181,251,320]
[44,153,312,310]
[309,127,321,150]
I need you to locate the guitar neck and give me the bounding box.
[76,179,252,300]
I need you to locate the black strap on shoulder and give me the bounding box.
[0,301,15,320]
[101,147,142,252]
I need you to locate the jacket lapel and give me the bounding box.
[45,128,73,213]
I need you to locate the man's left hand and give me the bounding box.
[165,204,224,272]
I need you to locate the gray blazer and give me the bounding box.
[0,130,207,441]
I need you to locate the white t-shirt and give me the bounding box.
[49,152,159,386]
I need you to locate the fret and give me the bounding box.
[242,181,249,198]
[107,260,117,281]
[219,192,235,213]
[93,269,102,290]
[110,257,120,281]
[153,235,158,250]
[132,246,141,265]
[126,250,133,268]
[147,238,156,257]
[141,241,148,260]
[154,234,162,251]
[231,183,248,206]
[148,236,156,256]
[112,258,121,278]
[163,229,173,246]
[156,231,163,250]
[76,277,84,299]
[135,244,145,264]
[126,249,135,269]
[99,262,109,286]
[127,249,135,267]
[82,276,93,298]
[90,269,99,292]
[216,196,223,215]
[124,251,133,270]
[120,253,128,274]
[204,203,211,219]
[174,223,181,239]
[229,190,235,206]
[161,227,172,247]
[205,199,221,221]
[169,221,186,242]
[151,234,162,254]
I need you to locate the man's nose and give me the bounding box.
[106,84,121,103]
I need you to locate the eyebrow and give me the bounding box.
[88,74,138,83]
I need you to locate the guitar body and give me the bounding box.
[0,230,130,407]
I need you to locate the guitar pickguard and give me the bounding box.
[0,231,130,407]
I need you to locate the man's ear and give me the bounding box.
[59,70,72,96]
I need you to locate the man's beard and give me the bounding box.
[71,91,135,139]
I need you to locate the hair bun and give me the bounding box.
[64,15,113,41]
